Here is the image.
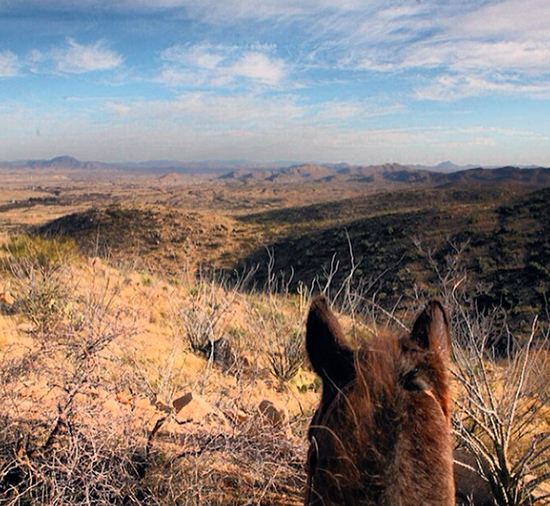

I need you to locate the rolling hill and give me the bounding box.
[235,186,550,334]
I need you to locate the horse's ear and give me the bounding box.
[411,300,451,359]
[306,296,354,386]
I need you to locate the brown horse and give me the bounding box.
[305,296,455,506]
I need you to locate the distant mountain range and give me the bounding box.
[2,156,550,189]
[220,162,550,188]
[0,156,294,174]
[408,161,478,173]
[4,155,111,171]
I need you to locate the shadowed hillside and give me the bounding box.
[235,187,550,332]
[12,165,550,333]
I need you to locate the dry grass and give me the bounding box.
[0,236,317,505]
[0,233,549,505]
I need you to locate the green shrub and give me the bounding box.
[1,235,79,272]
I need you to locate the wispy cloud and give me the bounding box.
[415,73,550,101]
[0,51,19,77]
[102,92,408,134]
[105,91,305,127]
[229,52,286,86]
[52,39,123,74]
[130,0,368,19]
[400,41,550,74]
[6,1,550,99]
[21,39,123,75]
[0,0,368,20]
[1,90,547,165]
[450,0,550,41]
[298,0,550,100]
[2,0,550,164]
[158,44,287,88]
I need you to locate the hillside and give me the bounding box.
[439,166,550,189]
[235,186,550,334]
[25,156,112,172]
[36,206,261,272]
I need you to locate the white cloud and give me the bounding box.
[94,92,419,161]
[8,1,550,96]
[318,1,550,102]
[457,126,550,140]
[2,91,548,165]
[106,102,132,117]
[158,44,287,88]
[451,0,550,41]
[312,100,405,124]
[161,44,230,69]
[399,40,550,74]
[0,51,19,77]
[129,0,370,20]
[0,0,371,20]
[229,52,286,86]
[53,39,123,74]
[415,73,550,101]
[26,49,46,74]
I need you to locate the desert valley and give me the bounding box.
[0,156,549,505]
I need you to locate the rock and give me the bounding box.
[115,392,132,405]
[454,448,494,506]
[132,397,160,425]
[171,391,228,428]
[258,399,288,429]
[1,291,15,305]
[199,338,237,372]
[172,392,193,413]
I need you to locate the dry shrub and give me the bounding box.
[244,289,308,384]
[1,246,309,505]
[452,309,550,506]
[0,246,144,505]
[144,417,306,506]
[176,269,248,354]
[416,239,550,506]
[0,419,147,506]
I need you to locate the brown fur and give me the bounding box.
[305,296,455,506]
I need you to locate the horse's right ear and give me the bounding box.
[306,296,354,387]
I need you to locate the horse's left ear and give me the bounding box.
[411,300,451,359]
[306,296,354,387]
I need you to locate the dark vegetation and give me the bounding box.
[236,186,550,334]
[37,206,173,257]
[0,196,61,213]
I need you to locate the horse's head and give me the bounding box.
[305,296,454,506]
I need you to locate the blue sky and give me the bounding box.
[1,0,550,165]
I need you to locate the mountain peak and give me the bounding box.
[46,156,82,168]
